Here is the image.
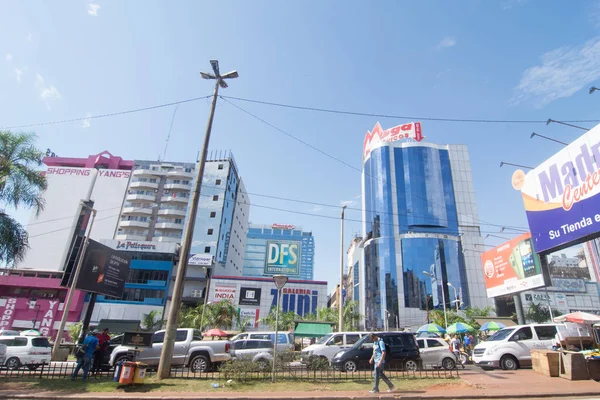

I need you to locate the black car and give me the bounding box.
[331,332,421,372]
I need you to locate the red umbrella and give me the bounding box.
[204,328,228,337]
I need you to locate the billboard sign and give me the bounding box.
[480,232,545,297]
[518,123,600,253]
[213,286,236,303]
[272,224,295,230]
[75,239,131,297]
[550,277,586,293]
[239,287,261,306]
[189,253,213,266]
[363,122,423,160]
[237,308,259,328]
[264,240,301,276]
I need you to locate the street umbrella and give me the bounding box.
[479,322,506,332]
[204,328,228,337]
[417,323,446,334]
[19,330,41,337]
[446,323,474,334]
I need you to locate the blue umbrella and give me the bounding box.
[417,323,446,333]
[479,321,506,332]
[447,322,474,334]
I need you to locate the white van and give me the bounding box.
[0,335,52,370]
[230,331,294,351]
[473,323,562,370]
[301,332,369,363]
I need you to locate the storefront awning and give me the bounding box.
[294,321,334,337]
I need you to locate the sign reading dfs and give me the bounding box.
[75,240,131,298]
[517,123,600,253]
[363,122,423,160]
[480,232,545,298]
[264,240,301,276]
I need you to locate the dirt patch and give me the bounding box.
[425,381,470,391]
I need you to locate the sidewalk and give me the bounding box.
[0,369,598,399]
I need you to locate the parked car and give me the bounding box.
[331,332,421,372]
[0,343,6,366]
[230,331,294,351]
[0,336,51,370]
[301,332,369,363]
[0,330,19,337]
[231,339,273,369]
[109,328,231,372]
[472,323,561,371]
[416,337,456,370]
[99,333,123,368]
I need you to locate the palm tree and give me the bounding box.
[0,131,47,266]
[141,310,164,331]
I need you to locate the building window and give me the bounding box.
[204,246,211,253]
[216,179,221,185]
[213,195,219,201]
[207,229,214,235]
[218,164,224,170]
[210,212,216,218]
[175,218,183,224]
[185,168,192,173]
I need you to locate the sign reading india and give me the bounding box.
[363,122,423,160]
[519,122,600,253]
[264,240,301,276]
[213,286,236,303]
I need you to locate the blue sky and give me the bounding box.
[2,0,598,290]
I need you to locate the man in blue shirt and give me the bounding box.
[368,333,395,394]
[72,330,99,381]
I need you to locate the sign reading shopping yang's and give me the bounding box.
[519,123,600,253]
[264,240,301,276]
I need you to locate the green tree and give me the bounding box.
[235,313,253,333]
[141,310,163,331]
[179,304,205,329]
[342,301,362,330]
[68,321,83,343]
[206,300,237,330]
[428,309,467,328]
[260,309,298,331]
[463,306,495,330]
[0,131,47,266]
[525,302,562,323]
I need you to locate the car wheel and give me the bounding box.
[500,355,518,371]
[442,357,456,370]
[404,359,419,371]
[114,355,132,365]
[256,358,270,371]
[343,360,358,372]
[6,357,20,370]
[190,355,210,373]
[27,364,39,371]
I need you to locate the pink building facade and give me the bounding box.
[0,269,84,340]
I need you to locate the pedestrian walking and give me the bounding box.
[72,330,99,381]
[451,334,465,369]
[368,333,395,394]
[463,333,471,356]
[92,328,111,374]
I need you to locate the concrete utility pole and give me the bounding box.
[338,205,346,332]
[157,61,238,379]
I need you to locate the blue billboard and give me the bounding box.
[264,240,301,276]
[519,123,600,254]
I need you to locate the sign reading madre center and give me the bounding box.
[264,240,301,276]
[76,239,130,298]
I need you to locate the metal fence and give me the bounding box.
[0,362,459,382]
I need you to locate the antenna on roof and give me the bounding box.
[162,106,179,161]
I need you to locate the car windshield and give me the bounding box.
[32,337,51,347]
[316,334,333,345]
[487,328,515,342]
[352,334,373,350]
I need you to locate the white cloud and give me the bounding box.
[26,33,32,42]
[14,68,23,83]
[512,36,600,108]
[436,37,457,49]
[82,113,92,128]
[35,73,62,109]
[88,3,100,16]
[5,53,12,62]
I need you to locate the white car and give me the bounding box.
[301,332,369,363]
[473,323,561,370]
[230,331,294,352]
[416,337,457,370]
[0,335,51,370]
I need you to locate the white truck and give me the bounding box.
[109,328,231,372]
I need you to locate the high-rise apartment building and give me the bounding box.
[242,224,315,280]
[358,122,491,330]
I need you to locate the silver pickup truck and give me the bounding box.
[109,328,231,372]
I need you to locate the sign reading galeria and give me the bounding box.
[480,232,545,298]
[518,122,600,253]
[75,240,131,298]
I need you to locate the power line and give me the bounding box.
[220,95,600,124]
[0,95,212,130]
[220,98,529,233]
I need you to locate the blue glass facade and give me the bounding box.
[363,143,469,329]
[243,225,315,280]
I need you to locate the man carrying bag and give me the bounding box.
[72,330,99,381]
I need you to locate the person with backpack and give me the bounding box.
[92,328,111,374]
[368,332,395,394]
[72,330,99,381]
